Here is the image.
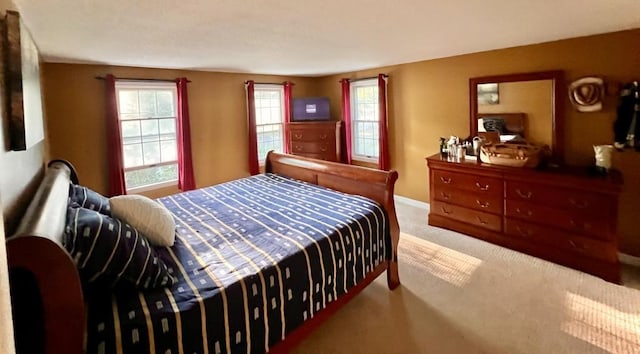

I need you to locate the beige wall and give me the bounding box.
[42,64,320,198]
[317,28,640,255]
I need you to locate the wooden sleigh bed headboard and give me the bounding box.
[6,152,400,354]
[6,160,84,354]
[266,151,400,288]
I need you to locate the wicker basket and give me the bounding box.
[479,143,541,168]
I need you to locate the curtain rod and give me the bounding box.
[94,76,191,83]
[244,81,294,85]
[341,75,388,83]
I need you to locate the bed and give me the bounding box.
[477,112,527,143]
[6,152,400,354]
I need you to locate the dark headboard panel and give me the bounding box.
[6,160,84,354]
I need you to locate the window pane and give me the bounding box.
[257,124,283,161]
[270,107,281,124]
[156,91,175,117]
[255,96,264,108]
[142,142,161,164]
[141,120,159,142]
[125,163,178,189]
[159,118,176,143]
[138,91,156,118]
[123,144,143,168]
[256,107,270,125]
[159,118,176,136]
[118,90,139,117]
[117,84,178,189]
[121,120,141,141]
[160,140,177,162]
[254,86,284,162]
[351,82,380,159]
[120,113,138,120]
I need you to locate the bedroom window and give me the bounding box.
[115,81,178,191]
[254,84,285,163]
[350,79,379,162]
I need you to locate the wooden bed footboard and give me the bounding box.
[265,151,401,289]
[5,153,400,354]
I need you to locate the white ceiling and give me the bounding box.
[13,0,640,77]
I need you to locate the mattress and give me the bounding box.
[85,173,390,354]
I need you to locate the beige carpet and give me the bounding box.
[292,201,640,354]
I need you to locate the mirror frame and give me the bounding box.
[469,70,565,164]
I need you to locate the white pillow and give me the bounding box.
[109,195,176,247]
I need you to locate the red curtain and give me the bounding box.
[378,74,390,170]
[245,80,259,175]
[340,79,352,164]
[176,78,196,191]
[105,74,126,196]
[283,81,294,154]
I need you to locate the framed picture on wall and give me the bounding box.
[4,10,45,151]
[477,83,499,105]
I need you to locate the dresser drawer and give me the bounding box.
[292,141,335,154]
[433,184,503,214]
[433,170,502,198]
[505,218,617,262]
[290,129,334,142]
[505,199,610,240]
[505,180,612,216]
[431,200,502,232]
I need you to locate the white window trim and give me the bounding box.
[254,84,285,165]
[350,78,379,163]
[115,80,179,192]
[127,178,178,194]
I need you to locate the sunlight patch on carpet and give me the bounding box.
[562,292,640,352]
[400,233,482,287]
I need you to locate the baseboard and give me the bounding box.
[394,195,429,210]
[619,252,640,267]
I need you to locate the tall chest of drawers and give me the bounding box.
[287,121,343,162]
[426,154,623,283]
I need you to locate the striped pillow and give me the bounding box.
[64,204,175,289]
[68,184,111,215]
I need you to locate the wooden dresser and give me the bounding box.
[287,121,342,162]
[426,154,623,282]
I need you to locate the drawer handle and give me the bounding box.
[516,225,533,237]
[475,182,489,191]
[295,145,303,151]
[440,207,453,215]
[515,208,532,217]
[569,219,591,230]
[294,134,303,139]
[319,134,328,139]
[476,216,488,225]
[476,200,490,208]
[569,240,586,251]
[440,192,451,200]
[569,198,589,209]
[440,177,452,184]
[320,146,327,152]
[515,189,532,199]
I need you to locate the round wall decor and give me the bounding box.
[568,77,604,112]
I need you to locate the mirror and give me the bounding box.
[469,70,564,163]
